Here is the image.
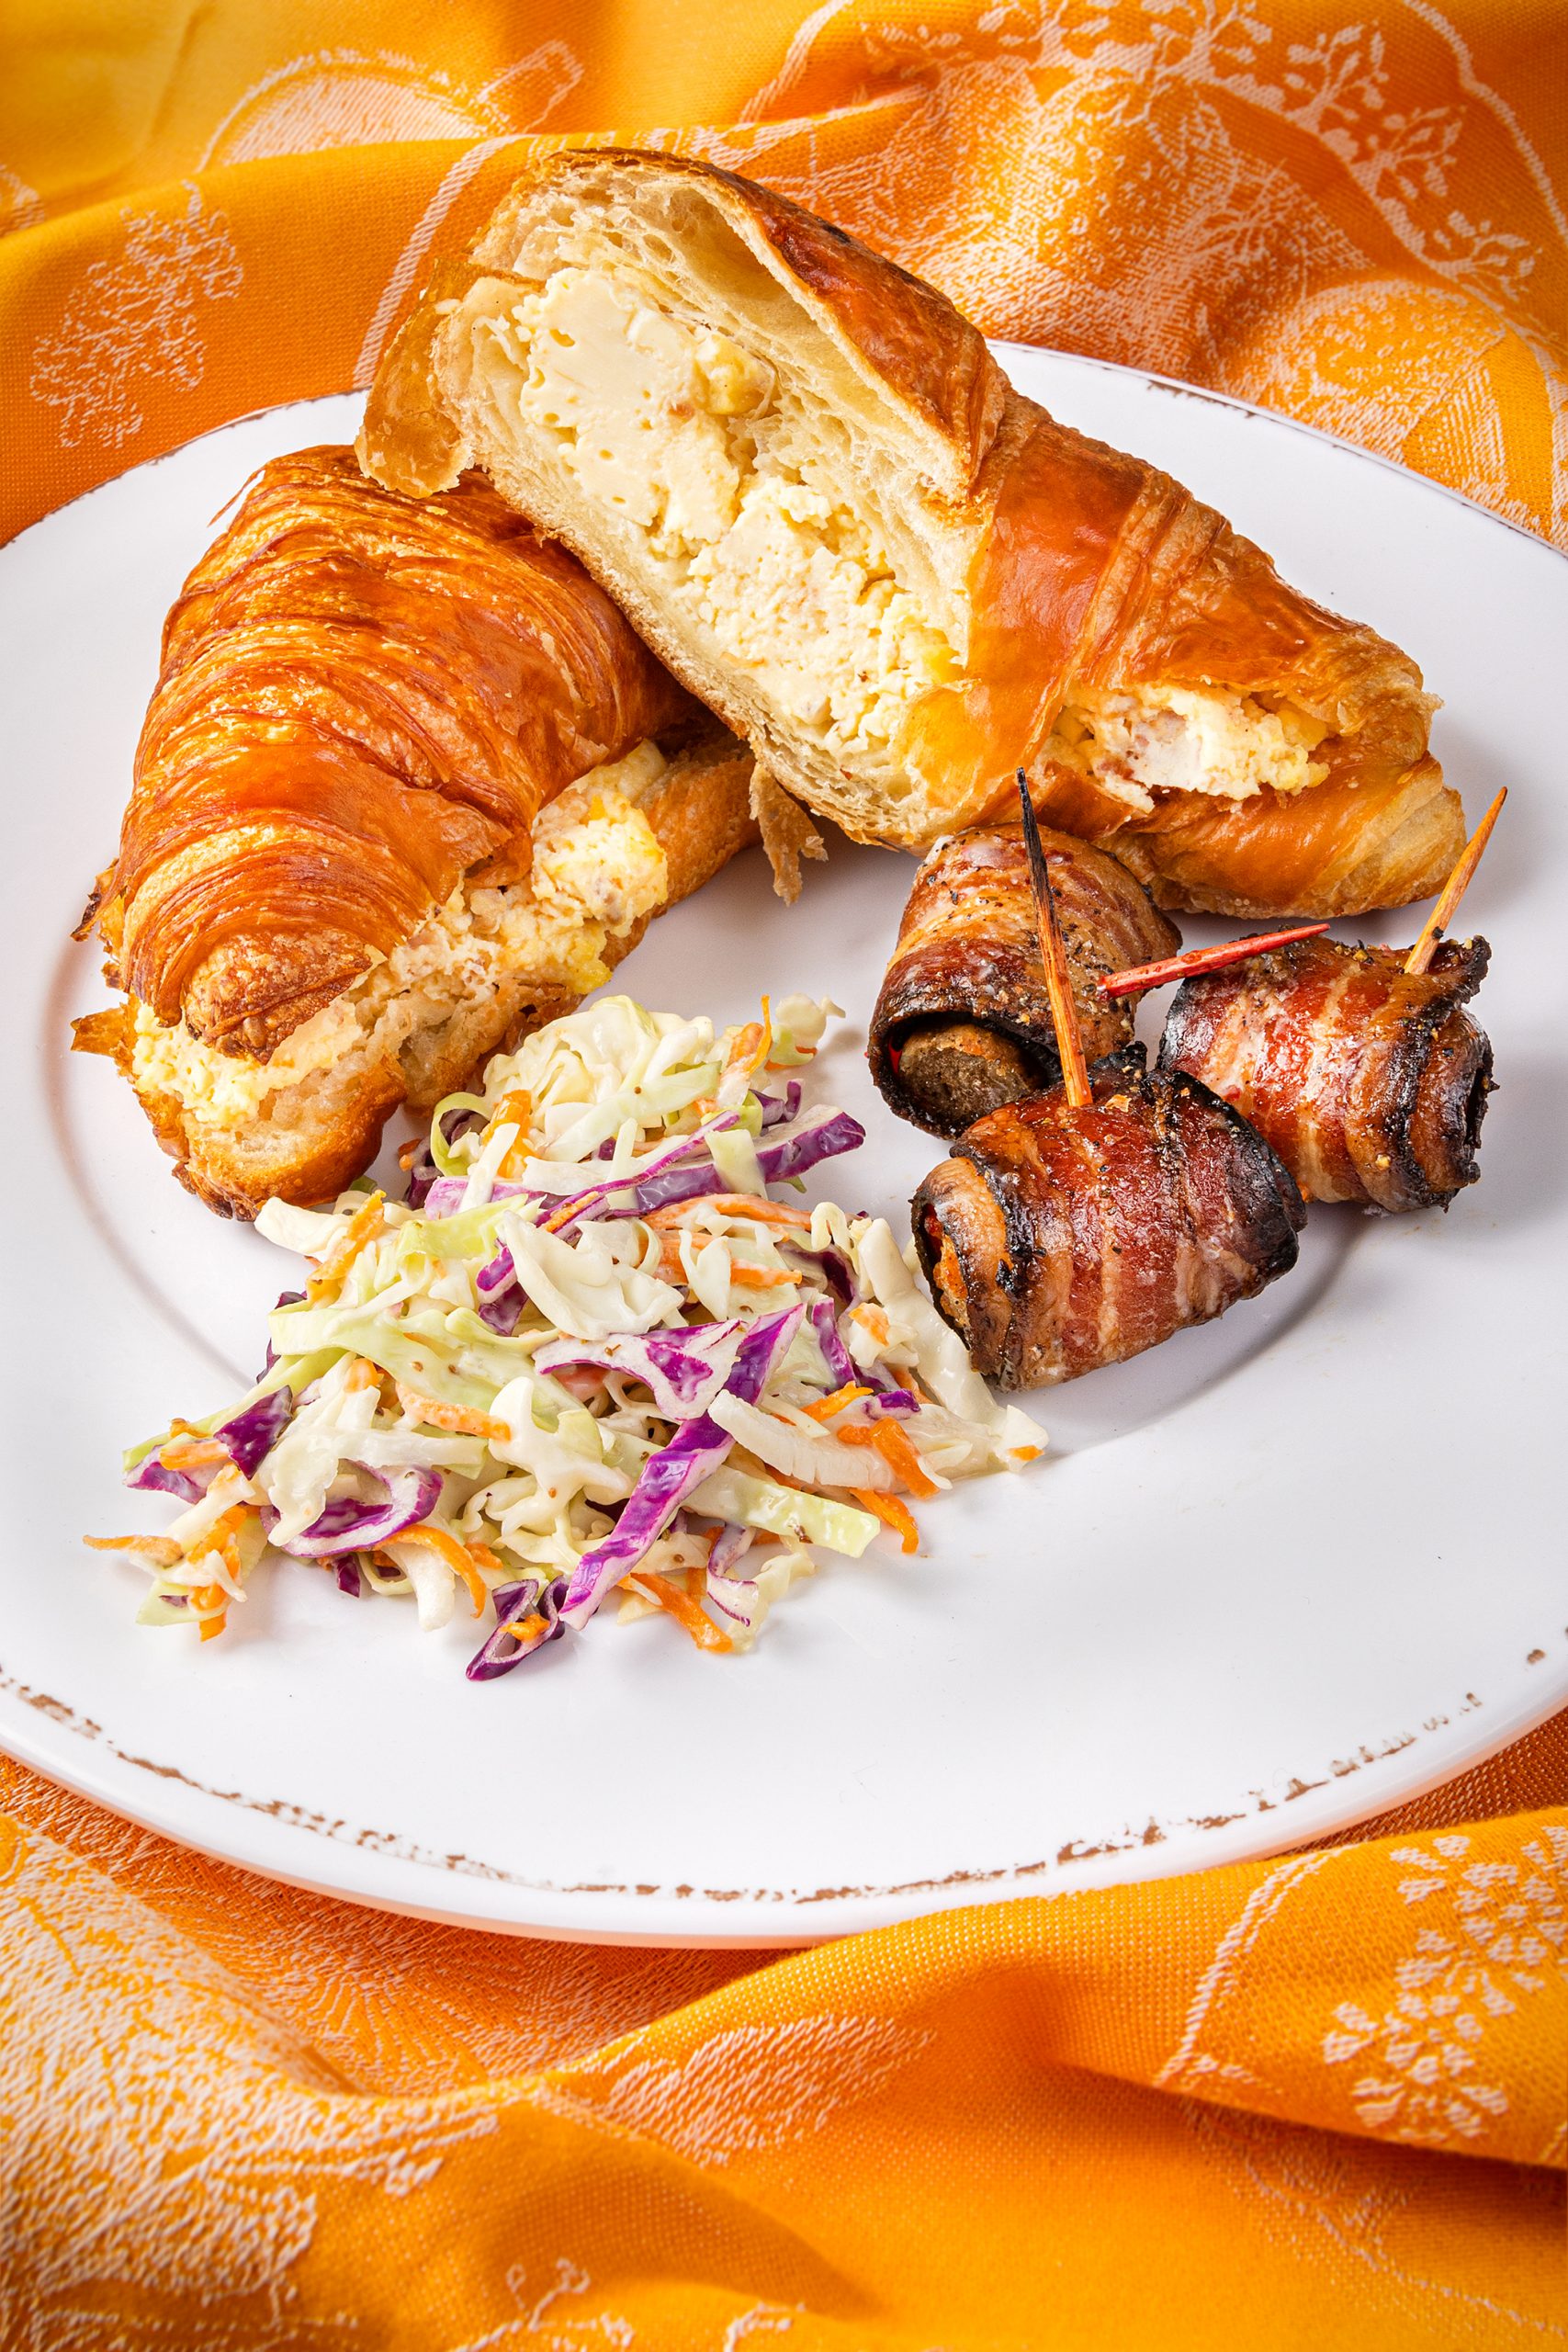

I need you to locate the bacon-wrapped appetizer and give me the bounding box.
[1156,933,1493,1212]
[912,1047,1305,1388]
[868,824,1179,1135]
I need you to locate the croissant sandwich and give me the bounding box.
[74,446,756,1218]
[358,148,1464,921]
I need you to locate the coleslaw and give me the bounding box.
[89,994,1044,1676]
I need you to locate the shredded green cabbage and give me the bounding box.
[95,993,1046,1666]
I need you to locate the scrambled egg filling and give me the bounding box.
[470,265,960,775]
[1048,686,1330,812]
[132,742,671,1132]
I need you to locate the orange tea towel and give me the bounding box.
[1,5,1564,2343]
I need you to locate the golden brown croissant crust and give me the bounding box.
[77,729,760,1220]
[107,445,694,1057]
[360,149,1465,920]
[867,824,1179,1135]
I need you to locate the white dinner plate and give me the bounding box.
[2,353,1563,1946]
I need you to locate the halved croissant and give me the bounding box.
[358,150,1464,920]
[74,446,756,1217]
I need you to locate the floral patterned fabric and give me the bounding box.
[1,1742,1562,2344]
[1,3,1564,2339]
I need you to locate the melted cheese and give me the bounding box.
[473,266,959,769]
[1049,686,1329,812]
[131,742,671,1134]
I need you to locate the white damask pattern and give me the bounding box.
[0,1816,497,2339]
[1322,1824,1567,2156]
[538,2013,933,2167]
[28,183,242,450]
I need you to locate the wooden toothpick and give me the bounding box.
[1405,786,1506,977]
[1097,924,1330,999]
[1016,772,1091,1109]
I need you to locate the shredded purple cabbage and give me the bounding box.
[125,1454,207,1506]
[270,1464,441,1559]
[755,1080,803,1128]
[466,1575,568,1681]
[807,1297,862,1394]
[421,1105,863,1231]
[705,1521,753,1578]
[407,1106,484,1208]
[261,1290,305,1374]
[335,1558,365,1598]
[874,1388,920,1416]
[218,1385,295,1477]
[535,1320,742,1420]
[785,1242,853,1303]
[476,1246,514,1295]
[559,1306,803,1630]
[756,1109,865,1187]
[475,1243,525,1334]
[477,1286,525,1336]
[422,1175,529,1219]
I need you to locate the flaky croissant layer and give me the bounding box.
[360,148,1465,919]
[76,446,757,1215]
[108,446,694,1057]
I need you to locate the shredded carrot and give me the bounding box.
[187,1580,229,1639]
[84,1535,183,1566]
[851,1304,891,1347]
[505,1611,548,1645]
[724,1021,763,1075]
[657,1234,686,1283]
[728,1265,801,1289]
[389,1521,489,1616]
[397,1137,422,1170]
[837,1420,942,1499]
[343,1356,382,1392]
[466,1539,508,1580]
[188,1503,252,1588]
[157,1436,230,1472]
[645,1195,813,1232]
[395,1383,511,1445]
[746,995,774,1074]
[853,1489,919,1554]
[483,1089,536,1176]
[801,1382,874,1422]
[626,1570,732,1654]
[305,1191,385,1303]
[482,1088,534,1141]
[1011,1445,1043,1464]
[871,1418,943,1499]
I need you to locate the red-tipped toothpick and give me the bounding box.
[1016,773,1091,1109]
[1097,923,1330,1000]
[1404,786,1506,977]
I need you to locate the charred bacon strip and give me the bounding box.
[912,1046,1305,1389]
[1156,934,1493,1211]
[868,824,1179,1136]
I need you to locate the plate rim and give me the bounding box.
[4,358,1563,1947]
